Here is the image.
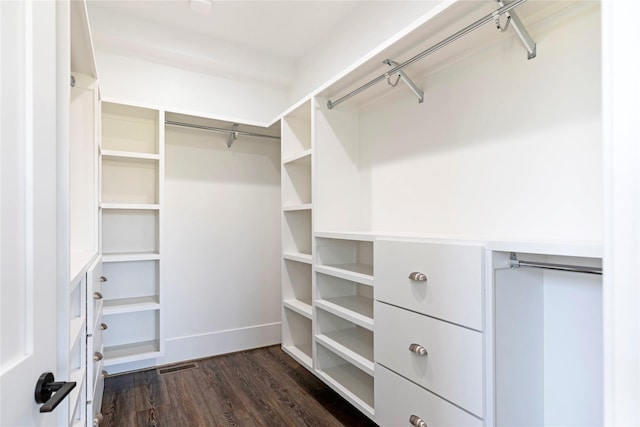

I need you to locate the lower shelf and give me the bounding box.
[316,344,375,418]
[282,343,313,370]
[104,340,161,366]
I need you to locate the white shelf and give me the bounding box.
[100,148,160,161]
[316,327,374,375]
[69,250,97,284]
[316,362,375,418]
[315,231,377,241]
[315,264,374,286]
[283,299,312,318]
[315,296,374,330]
[283,203,312,212]
[103,340,161,366]
[282,343,313,370]
[103,296,160,315]
[69,317,86,352]
[100,203,160,210]
[67,368,86,425]
[283,252,312,264]
[103,252,160,263]
[283,149,312,166]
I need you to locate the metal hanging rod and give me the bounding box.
[327,0,533,110]
[165,120,280,141]
[509,253,603,275]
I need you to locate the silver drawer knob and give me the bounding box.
[408,272,427,282]
[410,415,428,427]
[93,291,103,300]
[409,343,428,356]
[101,323,108,330]
[101,370,109,379]
[94,351,103,362]
[100,276,108,283]
[93,413,104,425]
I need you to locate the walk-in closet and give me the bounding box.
[1,0,638,426]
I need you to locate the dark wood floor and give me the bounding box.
[101,345,378,427]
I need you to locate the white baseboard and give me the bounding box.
[105,322,281,375]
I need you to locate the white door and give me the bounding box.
[1,1,65,426]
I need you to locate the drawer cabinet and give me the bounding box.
[376,364,482,427]
[375,301,483,417]
[375,240,483,330]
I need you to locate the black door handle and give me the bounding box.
[34,372,76,413]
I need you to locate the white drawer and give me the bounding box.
[87,258,103,333]
[375,301,483,417]
[375,364,483,427]
[87,373,104,427]
[375,240,483,330]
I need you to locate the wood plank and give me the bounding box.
[101,345,377,426]
[162,368,217,425]
[133,368,170,411]
[101,374,137,427]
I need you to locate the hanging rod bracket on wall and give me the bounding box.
[509,252,602,275]
[226,123,239,148]
[383,59,424,104]
[496,1,536,59]
[327,0,533,110]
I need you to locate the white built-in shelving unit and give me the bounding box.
[100,102,164,368]
[67,1,103,425]
[277,1,604,425]
[281,101,314,369]
[315,234,375,417]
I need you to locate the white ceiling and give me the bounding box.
[86,0,391,92]
[87,1,364,60]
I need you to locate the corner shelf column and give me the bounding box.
[281,101,314,369]
[99,102,164,371]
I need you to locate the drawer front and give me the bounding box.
[375,240,483,330]
[92,324,103,393]
[375,364,483,427]
[375,301,484,417]
[87,258,103,332]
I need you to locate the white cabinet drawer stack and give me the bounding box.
[374,240,485,426]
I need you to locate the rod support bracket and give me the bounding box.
[497,0,537,59]
[226,123,239,148]
[383,59,424,104]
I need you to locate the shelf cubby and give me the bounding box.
[316,308,374,375]
[102,260,159,299]
[282,308,313,369]
[281,105,312,159]
[282,260,312,317]
[316,272,373,330]
[316,343,375,418]
[316,237,373,285]
[102,310,161,365]
[102,210,159,255]
[282,155,312,207]
[101,156,159,205]
[282,209,312,257]
[101,102,159,155]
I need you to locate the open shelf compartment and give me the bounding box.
[316,343,375,418]
[316,308,374,375]
[282,307,313,370]
[101,102,159,155]
[316,237,373,285]
[316,272,373,330]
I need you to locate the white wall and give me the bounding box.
[161,125,281,363]
[357,2,601,242]
[95,51,290,126]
